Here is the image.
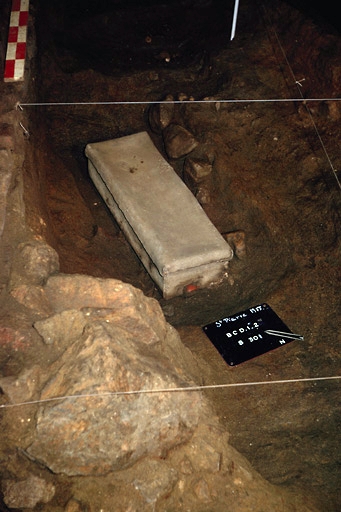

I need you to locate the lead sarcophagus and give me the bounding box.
[85,132,233,299]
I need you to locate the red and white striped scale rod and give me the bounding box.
[3,0,29,82]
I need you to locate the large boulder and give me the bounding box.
[26,274,203,476]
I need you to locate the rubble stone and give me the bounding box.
[223,231,246,260]
[0,365,40,404]
[184,156,213,184]
[132,459,178,503]
[193,478,212,503]
[44,274,167,345]
[64,497,89,512]
[34,309,87,347]
[195,183,212,205]
[9,239,59,288]
[148,97,175,133]
[2,474,55,509]
[163,124,199,159]
[186,438,222,473]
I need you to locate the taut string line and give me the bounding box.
[0,375,339,409]
[17,97,340,107]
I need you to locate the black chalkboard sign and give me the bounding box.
[203,303,302,366]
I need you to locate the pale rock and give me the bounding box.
[44,274,167,345]
[183,144,216,195]
[10,284,54,316]
[163,124,199,159]
[0,365,41,404]
[178,93,188,102]
[81,306,163,347]
[223,231,246,260]
[195,183,212,205]
[184,156,213,184]
[193,478,212,503]
[186,438,222,473]
[2,474,55,509]
[34,309,87,346]
[132,459,178,503]
[9,239,59,287]
[65,497,89,512]
[183,154,214,202]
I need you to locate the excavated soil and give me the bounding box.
[0,0,340,510]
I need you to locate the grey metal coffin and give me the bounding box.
[85,132,233,299]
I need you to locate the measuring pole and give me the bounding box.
[230,0,240,40]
